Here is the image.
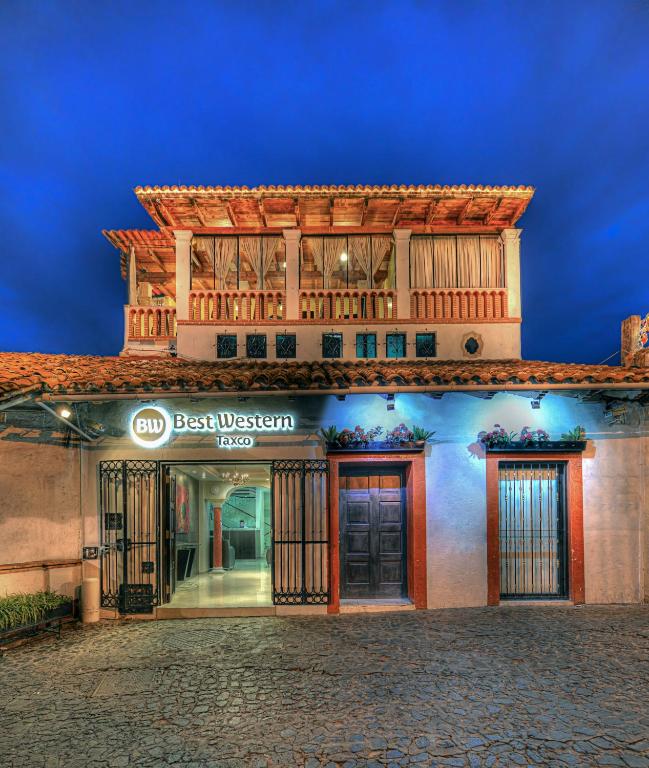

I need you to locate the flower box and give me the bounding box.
[325,440,425,453]
[486,440,587,453]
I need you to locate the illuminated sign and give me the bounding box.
[129,405,294,449]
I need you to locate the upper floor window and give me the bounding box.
[191,236,286,292]
[415,332,437,358]
[300,236,395,290]
[246,334,267,359]
[386,333,406,358]
[410,235,504,289]
[322,332,343,358]
[356,333,377,359]
[216,334,237,359]
[276,333,296,359]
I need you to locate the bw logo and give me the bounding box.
[130,406,172,448]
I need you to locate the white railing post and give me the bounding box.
[393,228,411,319]
[174,230,193,321]
[283,228,301,321]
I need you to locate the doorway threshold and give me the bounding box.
[339,598,415,614]
[156,606,276,619]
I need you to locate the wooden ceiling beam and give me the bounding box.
[456,198,473,225]
[425,199,440,225]
[391,199,404,227]
[154,198,178,227]
[146,248,166,273]
[360,198,368,226]
[294,198,301,227]
[190,198,207,227]
[257,199,267,227]
[225,202,238,227]
[484,197,503,224]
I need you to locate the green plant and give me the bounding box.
[319,426,340,445]
[561,425,586,441]
[0,591,71,632]
[412,426,435,442]
[478,424,518,448]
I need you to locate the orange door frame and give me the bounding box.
[486,452,585,606]
[327,452,427,614]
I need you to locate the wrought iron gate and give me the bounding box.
[498,461,567,599]
[99,460,160,613]
[271,459,329,604]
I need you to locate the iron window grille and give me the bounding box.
[356,333,377,358]
[464,336,480,355]
[216,334,237,359]
[322,332,343,358]
[276,333,297,359]
[415,332,437,358]
[246,334,267,359]
[386,333,406,358]
[498,461,568,599]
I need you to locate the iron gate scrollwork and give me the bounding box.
[99,460,160,613]
[271,459,329,604]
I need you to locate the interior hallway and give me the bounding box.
[167,559,272,608]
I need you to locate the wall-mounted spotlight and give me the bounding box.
[58,406,72,419]
[386,393,395,411]
[336,394,346,402]
[531,399,541,410]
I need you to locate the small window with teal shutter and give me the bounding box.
[356,333,376,358]
[386,333,406,358]
[416,333,437,358]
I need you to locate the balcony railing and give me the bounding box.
[299,290,396,321]
[410,289,509,321]
[127,306,177,339]
[189,290,285,322]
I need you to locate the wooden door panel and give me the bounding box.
[340,467,406,599]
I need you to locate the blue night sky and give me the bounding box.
[1,1,647,363]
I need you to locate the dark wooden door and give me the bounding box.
[339,467,406,599]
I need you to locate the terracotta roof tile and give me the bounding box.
[1,353,648,402]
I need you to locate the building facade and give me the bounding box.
[1,184,648,619]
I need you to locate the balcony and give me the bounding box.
[189,290,285,322]
[127,306,177,339]
[299,290,396,322]
[410,289,509,321]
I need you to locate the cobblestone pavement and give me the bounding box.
[2,606,649,767]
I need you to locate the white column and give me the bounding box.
[393,228,412,319]
[127,245,137,305]
[502,228,522,319]
[174,230,193,321]
[283,228,301,320]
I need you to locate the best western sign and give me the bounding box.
[129,405,294,449]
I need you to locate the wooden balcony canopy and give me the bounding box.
[104,185,535,295]
[133,184,534,231]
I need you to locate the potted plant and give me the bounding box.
[412,426,436,448]
[0,591,73,641]
[320,425,340,449]
[477,424,518,449]
[386,423,414,447]
[520,426,550,446]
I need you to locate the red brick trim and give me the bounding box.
[486,452,585,605]
[327,452,427,613]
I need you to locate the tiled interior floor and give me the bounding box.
[167,559,272,608]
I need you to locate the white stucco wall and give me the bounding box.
[176,321,522,362]
[0,390,646,608]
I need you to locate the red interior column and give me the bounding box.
[212,505,223,570]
